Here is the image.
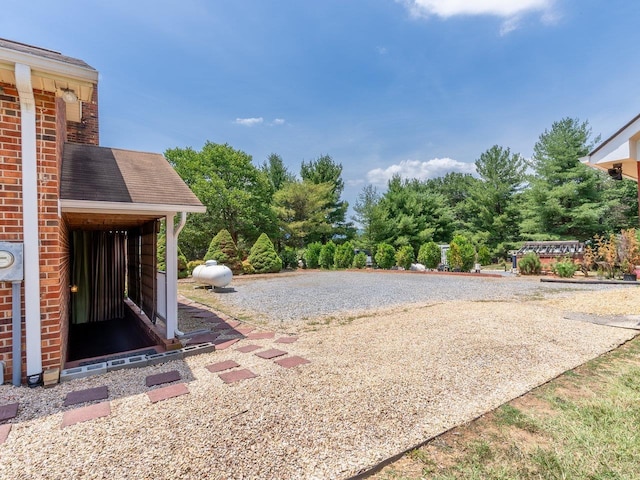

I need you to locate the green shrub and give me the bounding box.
[352,252,367,269]
[418,241,441,269]
[447,234,475,271]
[248,233,282,274]
[242,259,255,275]
[334,241,355,269]
[319,241,336,269]
[280,247,298,270]
[519,252,542,275]
[477,245,491,266]
[178,247,189,279]
[304,242,322,269]
[204,229,242,274]
[553,259,578,278]
[395,245,415,270]
[187,259,204,275]
[375,243,396,269]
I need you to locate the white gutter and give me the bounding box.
[15,63,42,377]
[60,199,206,215]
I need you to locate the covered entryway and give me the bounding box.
[60,143,206,364]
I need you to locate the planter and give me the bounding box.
[623,273,637,282]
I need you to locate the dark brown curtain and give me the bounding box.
[71,231,126,324]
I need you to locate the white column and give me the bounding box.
[165,214,177,339]
[15,63,42,376]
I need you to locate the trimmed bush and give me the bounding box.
[242,259,255,275]
[519,252,542,275]
[418,241,441,269]
[553,259,578,278]
[477,245,491,266]
[280,247,298,270]
[352,252,367,269]
[395,245,414,270]
[248,233,282,274]
[204,229,242,274]
[178,247,189,279]
[334,241,355,269]
[375,243,396,269]
[304,242,322,269]
[447,234,475,272]
[319,241,336,269]
[187,259,204,275]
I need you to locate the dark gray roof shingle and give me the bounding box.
[61,143,204,209]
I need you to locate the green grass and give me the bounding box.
[373,336,640,480]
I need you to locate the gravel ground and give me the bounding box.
[203,270,633,325]
[1,272,638,479]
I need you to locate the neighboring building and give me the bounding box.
[0,39,205,385]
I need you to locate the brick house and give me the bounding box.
[0,39,205,385]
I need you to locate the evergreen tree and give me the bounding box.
[204,229,242,274]
[247,233,282,274]
[520,118,606,240]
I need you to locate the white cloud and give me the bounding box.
[400,0,558,34]
[366,158,476,186]
[402,0,553,18]
[271,118,286,126]
[376,46,389,55]
[234,117,264,126]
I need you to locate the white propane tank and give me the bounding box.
[192,260,233,288]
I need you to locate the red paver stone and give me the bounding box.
[0,403,19,422]
[255,348,287,360]
[275,336,298,344]
[147,383,189,403]
[213,338,240,350]
[246,331,275,340]
[236,344,261,353]
[206,360,240,373]
[275,356,311,369]
[0,425,11,444]
[145,370,181,387]
[64,386,109,407]
[219,369,258,384]
[235,326,255,334]
[185,332,219,345]
[61,401,111,428]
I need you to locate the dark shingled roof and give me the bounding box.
[0,38,95,71]
[61,143,204,209]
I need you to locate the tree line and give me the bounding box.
[166,117,638,269]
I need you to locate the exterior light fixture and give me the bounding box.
[607,163,623,181]
[61,88,78,103]
[70,284,79,293]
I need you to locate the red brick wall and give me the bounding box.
[0,82,25,380]
[66,88,99,145]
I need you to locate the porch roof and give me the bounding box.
[580,113,640,181]
[60,143,206,219]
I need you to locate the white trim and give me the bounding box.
[60,199,206,215]
[16,63,42,376]
[0,47,97,84]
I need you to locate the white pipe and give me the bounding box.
[15,63,42,377]
[12,281,21,386]
[174,211,187,237]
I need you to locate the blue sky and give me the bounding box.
[3,0,640,211]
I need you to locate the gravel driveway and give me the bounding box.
[1,272,637,479]
[211,270,629,324]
